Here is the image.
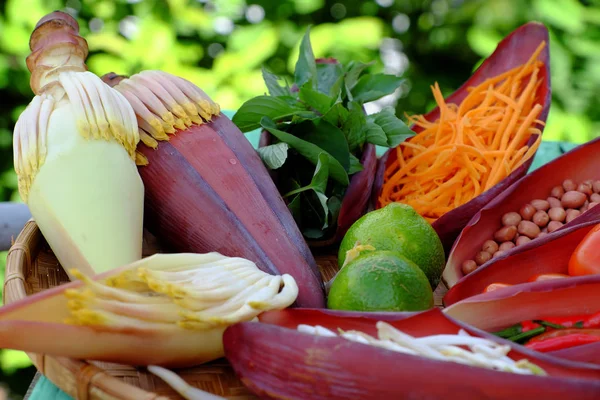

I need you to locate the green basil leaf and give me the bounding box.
[322,103,349,127]
[261,117,349,186]
[262,66,290,97]
[298,119,350,171]
[342,101,367,152]
[351,73,403,104]
[368,107,414,147]
[232,96,307,132]
[294,28,317,89]
[282,153,330,229]
[316,61,344,98]
[364,120,388,146]
[256,142,289,169]
[299,82,335,115]
[345,60,374,96]
[348,154,364,175]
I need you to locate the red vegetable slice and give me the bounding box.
[569,222,600,276]
[224,308,600,400]
[372,22,551,254]
[443,219,600,307]
[444,136,600,288]
[444,273,600,333]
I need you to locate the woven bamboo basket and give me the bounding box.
[3,219,447,400]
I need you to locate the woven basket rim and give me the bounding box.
[4,220,175,400]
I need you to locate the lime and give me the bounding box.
[338,203,445,288]
[327,250,434,312]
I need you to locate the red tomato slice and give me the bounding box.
[569,223,600,276]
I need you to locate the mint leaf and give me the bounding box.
[316,61,344,98]
[232,96,307,132]
[294,28,317,89]
[257,143,289,169]
[262,67,290,97]
[364,121,388,146]
[261,117,349,186]
[368,107,414,147]
[342,102,367,152]
[299,82,334,115]
[348,154,364,175]
[351,74,403,103]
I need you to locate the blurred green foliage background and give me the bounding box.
[0,0,599,397]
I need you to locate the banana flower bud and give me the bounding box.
[14,12,144,278]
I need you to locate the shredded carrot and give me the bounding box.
[378,42,546,222]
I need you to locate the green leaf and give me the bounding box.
[232,96,307,132]
[345,61,374,96]
[316,61,344,98]
[299,82,334,115]
[342,102,367,152]
[288,193,302,224]
[348,154,364,175]
[261,117,349,186]
[364,121,388,146]
[294,28,318,88]
[368,107,414,147]
[298,119,351,171]
[257,143,289,169]
[351,73,403,103]
[327,195,342,226]
[283,153,330,229]
[322,103,349,126]
[261,67,290,97]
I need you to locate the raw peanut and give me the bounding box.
[563,179,577,192]
[475,251,492,266]
[501,212,522,227]
[532,210,549,227]
[584,179,594,186]
[518,220,541,238]
[561,191,587,209]
[547,197,562,208]
[499,241,515,252]
[566,209,581,223]
[462,260,478,275]
[547,220,563,233]
[581,200,590,213]
[494,225,517,242]
[493,250,505,258]
[591,193,600,203]
[578,183,593,196]
[482,240,499,254]
[548,207,566,222]
[519,204,536,221]
[516,236,531,246]
[538,232,547,238]
[593,180,600,193]
[550,186,565,199]
[531,199,550,211]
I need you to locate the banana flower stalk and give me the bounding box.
[0,252,298,367]
[13,12,144,278]
[100,70,326,308]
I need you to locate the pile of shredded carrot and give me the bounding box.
[378,42,546,223]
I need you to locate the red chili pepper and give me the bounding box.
[525,330,600,352]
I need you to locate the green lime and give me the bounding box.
[338,203,445,288]
[327,250,433,312]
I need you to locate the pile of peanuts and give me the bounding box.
[462,179,600,275]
